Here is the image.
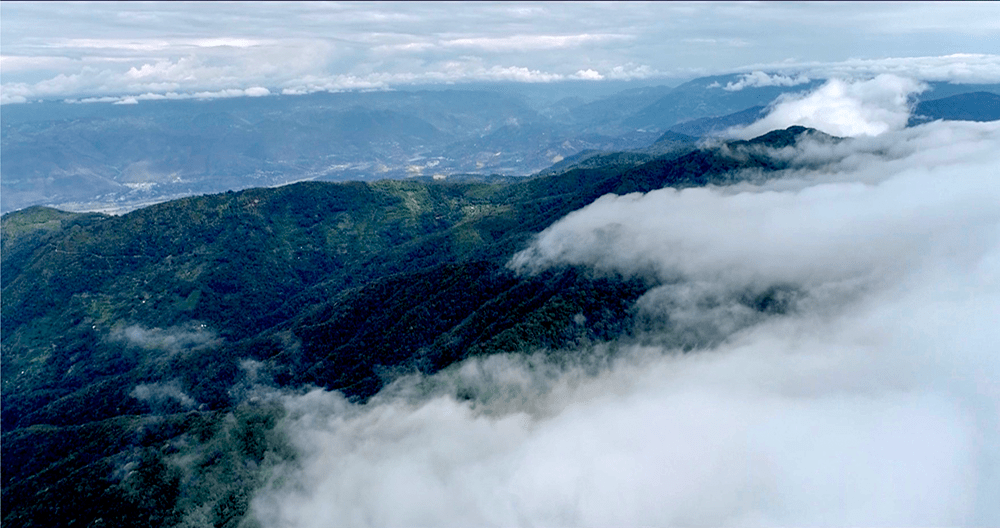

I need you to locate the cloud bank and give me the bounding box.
[730,74,926,138]
[249,119,1000,527]
[751,54,1000,85]
[2,2,999,103]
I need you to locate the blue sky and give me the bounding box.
[2,1,999,103]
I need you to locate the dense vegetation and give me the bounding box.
[2,127,829,527]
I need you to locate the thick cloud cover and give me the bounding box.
[248,107,1000,526]
[3,2,999,102]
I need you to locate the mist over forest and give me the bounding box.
[3,2,1000,527]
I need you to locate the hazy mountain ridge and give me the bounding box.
[909,91,1000,125]
[10,74,995,214]
[1,90,542,213]
[2,126,831,528]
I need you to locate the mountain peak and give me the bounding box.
[739,125,838,148]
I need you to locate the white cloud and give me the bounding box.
[251,120,1000,527]
[730,74,927,138]
[478,65,564,83]
[131,380,197,408]
[0,50,581,103]
[190,87,270,100]
[112,322,220,356]
[280,75,389,95]
[6,52,990,106]
[67,95,123,104]
[572,69,605,81]
[719,71,812,91]
[244,86,270,97]
[276,64,567,96]
[65,86,272,104]
[2,2,998,104]
[1,93,28,105]
[513,122,997,288]
[749,54,1000,85]
[605,63,660,80]
[3,5,997,106]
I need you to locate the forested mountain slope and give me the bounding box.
[3,126,831,527]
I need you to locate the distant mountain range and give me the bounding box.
[909,91,1000,125]
[4,75,997,214]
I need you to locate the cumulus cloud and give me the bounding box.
[244,86,270,97]
[0,55,271,104]
[604,63,660,80]
[730,74,926,138]
[477,65,565,83]
[572,69,605,81]
[192,86,270,99]
[249,120,1000,527]
[718,71,812,91]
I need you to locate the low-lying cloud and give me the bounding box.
[711,71,812,91]
[131,379,197,409]
[66,86,272,105]
[756,53,1000,86]
[731,74,927,138]
[111,321,220,357]
[249,120,1000,526]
